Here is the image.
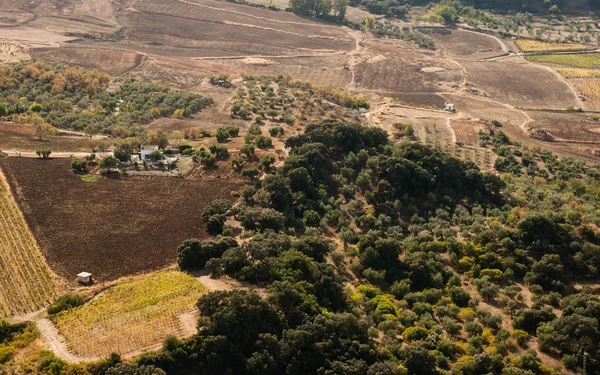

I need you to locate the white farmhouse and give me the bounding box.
[141,145,159,161]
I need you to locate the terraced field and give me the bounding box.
[52,271,206,357]
[0,167,56,317]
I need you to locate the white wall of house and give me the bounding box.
[141,146,159,161]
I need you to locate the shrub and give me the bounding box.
[511,329,530,346]
[269,127,284,137]
[255,135,273,149]
[449,286,470,307]
[402,326,429,342]
[47,294,84,315]
[71,159,87,171]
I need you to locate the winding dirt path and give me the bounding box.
[36,318,101,363]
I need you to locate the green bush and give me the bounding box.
[47,294,84,315]
[71,159,87,171]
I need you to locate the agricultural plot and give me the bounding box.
[353,44,462,94]
[117,0,354,58]
[53,271,206,357]
[0,158,243,282]
[430,28,506,60]
[0,167,56,317]
[31,47,144,76]
[553,68,600,78]
[525,110,600,143]
[459,60,580,109]
[572,79,600,111]
[525,53,600,69]
[515,40,587,53]
[0,122,91,153]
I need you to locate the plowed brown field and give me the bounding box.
[0,158,243,282]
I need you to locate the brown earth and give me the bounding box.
[458,59,581,109]
[0,157,244,283]
[0,122,93,153]
[430,28,507,60]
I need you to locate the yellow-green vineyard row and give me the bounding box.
[0,168,56,317]
[526,53,600,69]
[516,40,587,53]
[53,271,207,357]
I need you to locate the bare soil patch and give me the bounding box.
[526,110,600,143]
[459,59,580,109]
[0,122,92,153]
[31,47,143,76]
[0,158,244,282]
[431,28,506,60]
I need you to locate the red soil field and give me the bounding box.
[0,158,243,282]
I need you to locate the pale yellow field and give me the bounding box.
[516,39,587,53]
[572,78,600,110]
[52,271,207,357]
[554,67,600,78]
[0,168,56,317]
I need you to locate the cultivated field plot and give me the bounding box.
[515,40,587,53]
[0,122,91,153]
[354,44,462,94]
[118,0,354,58]
[572,79,600,111]
[553,68,600,79]
[389,93,447,108]
[31,47,143,76]
[430,28,506,60]
[53,271,206,357]
[460,59,580,109]
[525,53,600,69]
[0,158,243,282]
[0,167,56,317]
[525,110,600,143]
[220,55,352,88]
[450,119,486,147]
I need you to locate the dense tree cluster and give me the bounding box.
[122,119,600,375]
[0,61,212,136]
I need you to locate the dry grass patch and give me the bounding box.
[0,167,56,317]
[52,271,206,357]
[516,40,587,53]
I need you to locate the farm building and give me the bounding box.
[444,103,455,112]
[141,145,159,161]
[77,272,93,285]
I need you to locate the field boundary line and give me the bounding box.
[176,0,341,29]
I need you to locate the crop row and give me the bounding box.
[53,271,206,357]
[0,170,56,317]
[526,53,600,69]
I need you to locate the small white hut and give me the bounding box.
[77,272,93,285]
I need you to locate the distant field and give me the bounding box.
[572,79,600,110]
[460,60,580,109]
[526,53,600,69]
[431,29,506,60]
[0,122,91,153]
[553,67,600,78]
[53,271,206,357]
[0,158,243,282]
[525,110,600,143]
[516,40,587,53]
[0,167,56,317]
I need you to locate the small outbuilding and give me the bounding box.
[444,103,455,112]
[77,272,93,285]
